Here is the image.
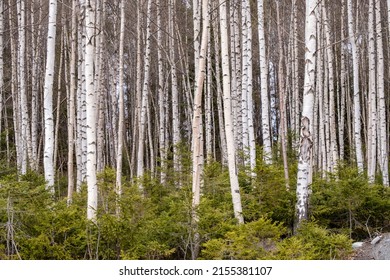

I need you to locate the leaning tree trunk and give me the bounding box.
[191,0,209,260]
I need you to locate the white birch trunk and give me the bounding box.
[242,0,255,172]
[170,0,181,172]
[375,0,388,186]
[116,0,125,209]
[191,0,209,260]
[137,0,152,183]
[241,0,249,163]
[157,0,166,183]
[85,0,97,221]
[367,0,377,184]
[276,0,289,187]
[347,0,364,173]
[257,0,272,164]
[17,0,29,175]
[206,27,212,161]
[296,0,317,227]
[30,0,40,171]
[67,0,77,204]
[43,0,58,190]
[220,0,244,224]
[322,3,339,172]
[339,0,347,161]
[192,0,208,212]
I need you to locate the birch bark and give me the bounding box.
[367,0,377,184]
[375,0,388,186]
[85,0,97,221]
[116,0,126,209]
[347,0,364,173]
[220,0,244,224]
[257,0,272,164]
[137,0,152,184]
[43,0,58,190]
[295,0,317,227]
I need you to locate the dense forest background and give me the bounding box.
[0,0,390,260]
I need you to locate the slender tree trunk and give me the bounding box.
[219,0,244,224]
[17,0,29,175]
[276,0,289,188]
[191,0,209,259]
[339,0,347,161]
[295,0,317,228]
[115,0,125,215]
[54,27,64,174]
[8,0,21,174]
[292,0,300,151]
[157,0,167,183]
[375,0,388,186]
[367,0,377,184]
[170,0,181,173]
[43,0,58,190]
[257,0,272,164]
[322,3,339,172]
[76,2,86,190]
[212,4,227,165]
[85,0,97,221]
[241,0,255,173]
[347,0,364,173]
[137,0,152,185]
[67,0,77,204]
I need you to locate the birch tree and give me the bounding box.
[367,0,376,184]
[242,0,256,172]
[67,0,78,204]
[296,0,317,228]
[219,0,244,224]
[116,0,126,210]
[170,0,181,173]
[17,0,29,175]
[157,0,167,183]
[322,3,338,172]
[85,0,97,221]
[347,0,364,173]
[191,0,209,259]
[375,0,388,186]
[276,0,289,188]
[137,0,152,184]
[43,0,58,190]
[257,0,272,164]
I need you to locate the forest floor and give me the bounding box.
[351,233,390,260]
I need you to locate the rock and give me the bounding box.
[372,233,390,260]
[353,233,390,260]
[352,242,364,249]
